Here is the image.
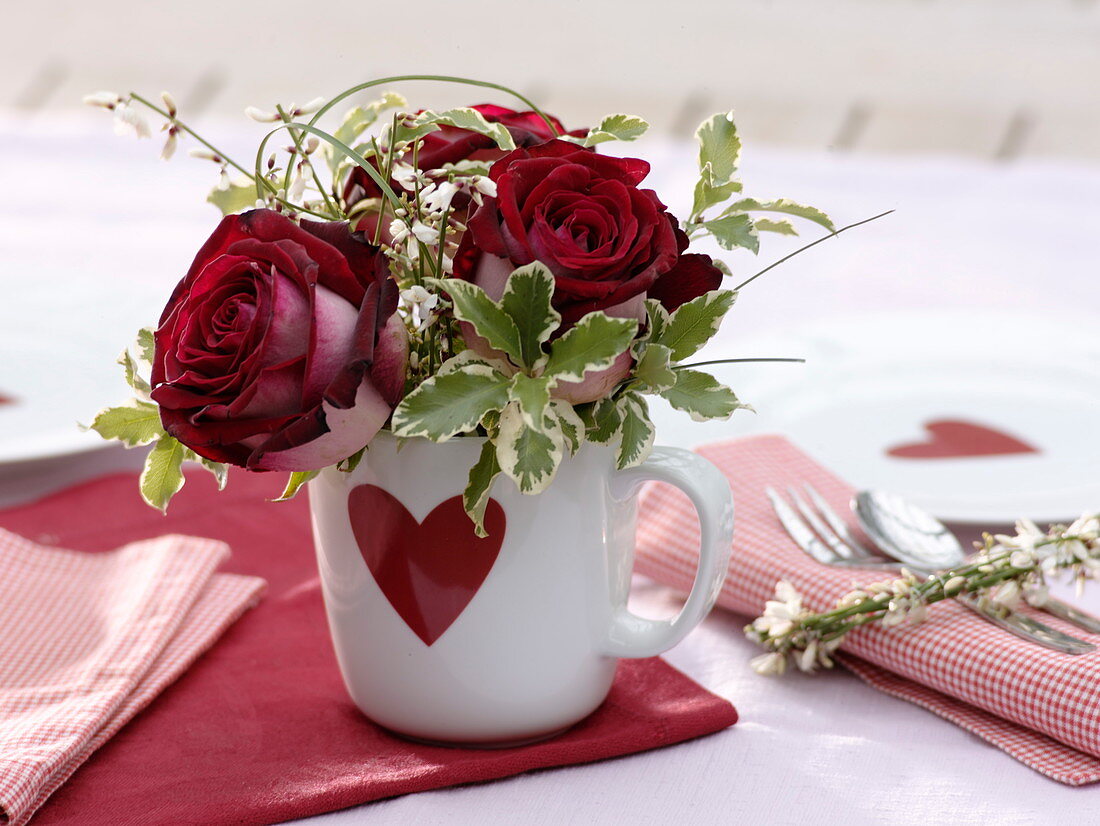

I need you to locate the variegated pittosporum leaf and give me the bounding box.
[508,373,552,430]
[548,399,584,455]
[87,398,162,447]
[89,328,228,513]
[660,369,743,422]
[542,312,638,383]
[649,289,737,362]
[334,92,407,154]
[464,440,502,538]
[687,111,832,251]
[433,278,525,366]
[391,362,512,441]
[701,213,759,254]
[208,177,261,216]
[499,262,560,370]
[692,111,743,220]
[581,114,649,147]
[721,198,834,233]
[613,392,655,470]
[633,343,676,392]
[413,108,517,151]
[496,402,563,495]
[430,263,559,372]
[275,469,320,502]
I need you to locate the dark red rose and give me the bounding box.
[342,104,572,209]
[456,141,725,403]
[647,222,724,312]
[151,209,407,471]
[460,140,682,326]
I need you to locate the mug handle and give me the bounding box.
[602,446,734,659]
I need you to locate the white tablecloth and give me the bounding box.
[3,113,1099,825]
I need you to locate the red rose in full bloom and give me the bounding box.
[460,139,722,325]
[151,209,407,471]
[342,104,572,209]
[456,140,724,403]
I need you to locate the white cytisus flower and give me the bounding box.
[113,103,152,139]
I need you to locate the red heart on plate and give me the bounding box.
[347,484,506,646]
[887,419,1039,459]
[0,393,14,406]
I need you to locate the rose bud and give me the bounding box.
[151,209,407,471]
[456,140,724,403]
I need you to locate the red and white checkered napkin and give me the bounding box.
[636,434,1100,785]
[0,529,265,825]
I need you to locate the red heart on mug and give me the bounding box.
[887,419,1039,459]
[347,485,506,646]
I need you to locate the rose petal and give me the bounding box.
[648,253,725,312]
[249,381,391,471]
[551,350,633,405]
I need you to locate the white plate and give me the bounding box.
[650,309,1100,524]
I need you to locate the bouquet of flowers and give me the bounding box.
[86,74,836,533]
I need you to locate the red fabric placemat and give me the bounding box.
[0,469,737,825]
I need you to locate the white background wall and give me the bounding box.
[5,0,1100,159]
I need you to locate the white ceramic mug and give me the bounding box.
[309,431,733,745]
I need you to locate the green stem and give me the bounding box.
[675,357,806,370]
[130,93,255,181]
[254,122,410,229]
[129,93,331,220]
[732,210,895,292]
[307,75,561,138]
[276,105,340,218]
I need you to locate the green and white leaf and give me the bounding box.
[140,434,187,512]
[754,217,798,236]
[480,407,501,432]
[508,373,552,431]
[414,108,517,152]
[701,213,759,254]
[661,369,743,422]
[582,396,622,444]
[136,327,156,366]
[496,402,563,495]
[548,399,584,454]
[436,349,508,376]
[337,446,367,474]
[692,111,743,217]
[696,111,741,186]
[543,312,638,383]
[192,454,229,490]
[691,179,742,222]
[499,262,560,370]
[643,299,670,343]
[654,290,737,361]
[431,278,524,366]
[581,114,649,147]
[207,177,259,216]
[391,364,510,441]
[463,440,502,538]
[434,158,493,177]
[117,348,151,396]
[87,399,163,447]
[721,198,834,233]
[333,92,407,149]
[634,343,676,392]
[615,393,655,470]
[274,469,319,501]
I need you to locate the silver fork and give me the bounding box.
[766,484,1096,655]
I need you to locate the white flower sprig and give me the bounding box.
[747,514,1100,675]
